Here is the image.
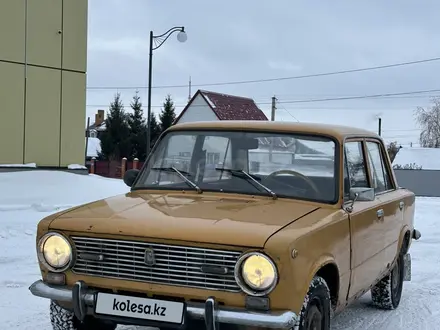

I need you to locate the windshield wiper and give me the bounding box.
[151,167,202,194]
[215,168,277,200]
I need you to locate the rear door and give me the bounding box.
[364,139,402,269]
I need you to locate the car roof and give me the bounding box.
[168,120,380,140]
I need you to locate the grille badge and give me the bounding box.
[144,248,156,266]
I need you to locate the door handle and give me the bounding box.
[377,209,384,219]
[399,201,405,210]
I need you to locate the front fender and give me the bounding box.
[264,208,350,314]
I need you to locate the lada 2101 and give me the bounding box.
[29,121,421,330]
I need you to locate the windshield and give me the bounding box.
[134,130,338,203]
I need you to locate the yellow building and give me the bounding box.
[0,0,88,167]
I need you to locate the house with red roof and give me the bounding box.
[174,89,268,124]
[167,90,332,171]
[173,89,324,154]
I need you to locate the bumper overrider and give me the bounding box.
[29,280,298,329]
[413,229,421,240]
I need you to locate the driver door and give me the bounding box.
[344,139,386,298]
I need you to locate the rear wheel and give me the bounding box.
[371,252,404,310]
[296,276,331,330]
[50,301,117,330]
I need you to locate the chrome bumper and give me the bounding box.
[29,280,298,329]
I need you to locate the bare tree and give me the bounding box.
[414,98,440,148]
[386,141,401,163]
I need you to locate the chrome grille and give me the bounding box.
[71,236,242,292]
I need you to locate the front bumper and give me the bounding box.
[29,280,298,329]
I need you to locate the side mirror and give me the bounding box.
[123,169,140,187]
[349,187,375,202]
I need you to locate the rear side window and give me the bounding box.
[365,141,393,193]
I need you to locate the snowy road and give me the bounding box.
[0,171,437,329]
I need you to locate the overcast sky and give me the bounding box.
[86,0,440,146]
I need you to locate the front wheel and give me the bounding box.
[296,276,331,330]
[49,301,117,330]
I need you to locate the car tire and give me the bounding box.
[371,252,404,310]
[296,276,331,330]
[49,301,117,330]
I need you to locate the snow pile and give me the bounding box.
[67,164,87,170]
[393,147,440,170]
[0,163,37,168]
[0,171,128,212]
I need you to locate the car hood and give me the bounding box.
[49,192,320,248]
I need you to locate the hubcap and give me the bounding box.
[306,304,322,330]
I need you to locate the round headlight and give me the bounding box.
[234,252,278,296]
[38,233,73,272]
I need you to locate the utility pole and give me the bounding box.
[271,96,277,121]
[269,96,277,162]
[378,117,382,136]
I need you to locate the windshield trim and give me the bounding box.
[131,129,341,205]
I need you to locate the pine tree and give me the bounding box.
[159,94,177,133]
[127,91,147,160]
[99,93,131,160]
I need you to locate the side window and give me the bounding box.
[365,141,393,193]
[344,142,369,194]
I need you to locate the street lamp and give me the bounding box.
[146,26,187,157]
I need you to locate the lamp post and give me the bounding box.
[146,26,187,157]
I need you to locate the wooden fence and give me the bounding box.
[88,158,145,179]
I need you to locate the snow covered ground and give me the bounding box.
[0,170,438,329]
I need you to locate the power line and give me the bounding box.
[278,105,300,122]
[86,56,440,90]
[262,94,440,100]
[382,128,421,132]
[86,87,440,109]
[275,88,440,104]
[87,94,440,108]
[274,113,422,134]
